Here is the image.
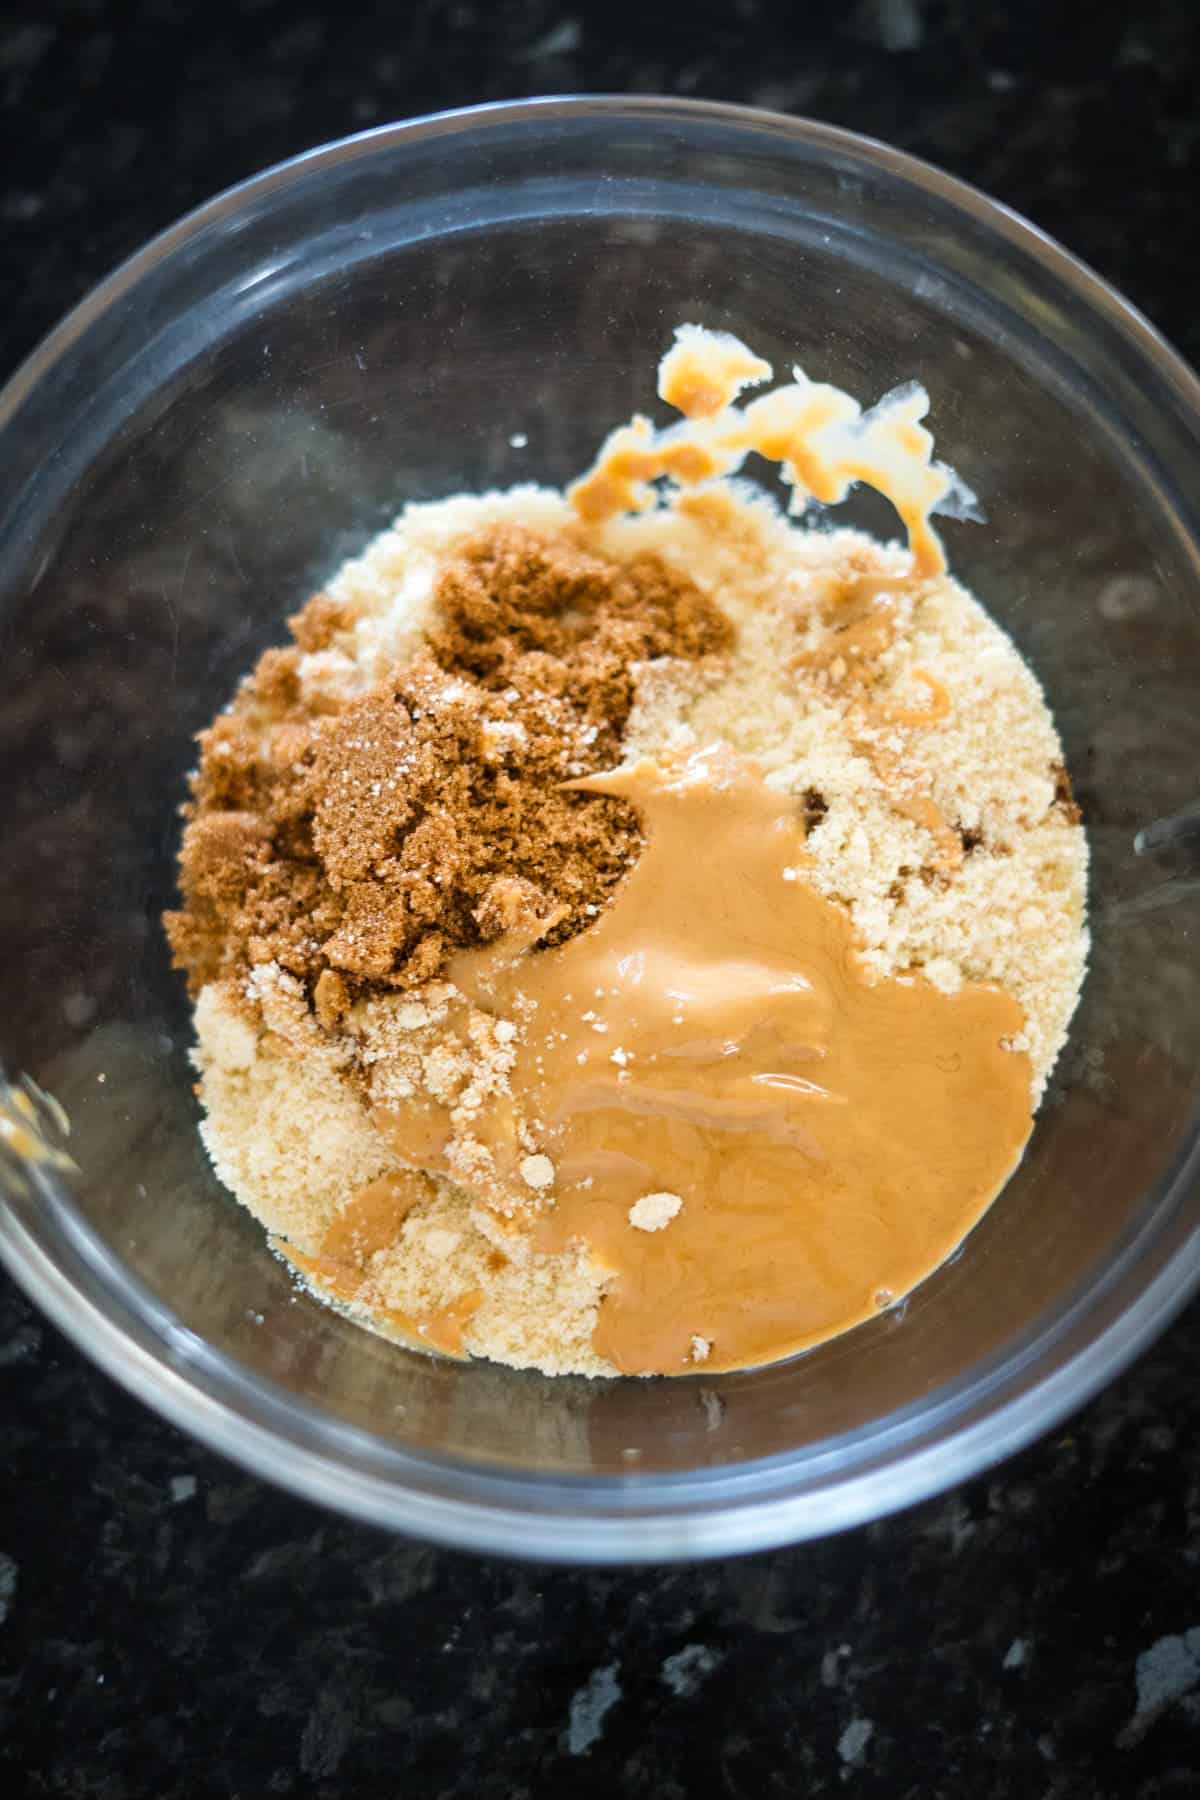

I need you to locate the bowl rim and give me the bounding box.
[5,93,1200,436]
[3,93,1199,1563]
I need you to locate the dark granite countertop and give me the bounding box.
[3,3,1200,1795]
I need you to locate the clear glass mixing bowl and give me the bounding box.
[2,97,1199,1562]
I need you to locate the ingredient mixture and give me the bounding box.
[166,326,1088,1377]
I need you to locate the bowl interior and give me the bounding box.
[2,104,1200,1494]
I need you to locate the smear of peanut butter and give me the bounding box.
[279,1168,482,1357]
[657,325,773,418]
[283,1243,482,1358]
[322,1169,433,1264]
[441,747,1032,1376]
[789,570,904,688]
[569,325,975,578]
[0,1078,76,1176]
[791,570,962,871]
[867,667,951,729]
[851,731,965,873]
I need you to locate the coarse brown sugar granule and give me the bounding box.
[164,524,733,1003]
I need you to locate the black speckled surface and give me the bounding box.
[3,3,1200,1794]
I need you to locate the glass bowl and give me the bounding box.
[2,97,1199,1563]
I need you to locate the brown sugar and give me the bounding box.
[165,525,732,1005]
[1051,760,1083,825]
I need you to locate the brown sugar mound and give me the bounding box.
[165,524,734,1002]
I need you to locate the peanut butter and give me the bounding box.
[657,324,773,418]
[570,326,973,577]
[0,1078,76,1181]
[791,571,963,871]
[321,1169,434,1264]
[403,746,1033,1375]
[277,1166,482,1356]
[283,1245,481,1357]
[851,732,965,874]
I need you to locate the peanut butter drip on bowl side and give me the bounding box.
[570,324,977,579]
[441,748,1033,1376]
